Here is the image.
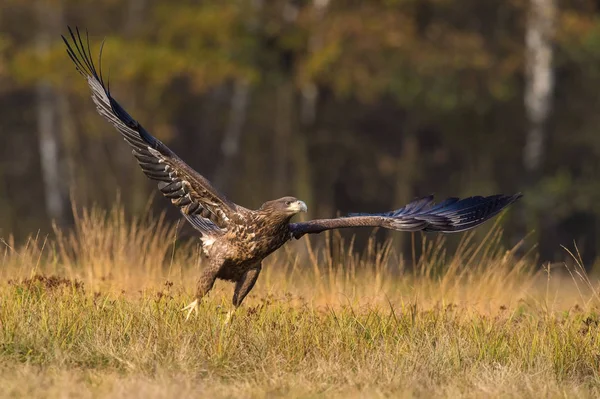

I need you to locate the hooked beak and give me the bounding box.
[290,200,308,213]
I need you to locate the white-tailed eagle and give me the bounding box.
[62,28,521,318]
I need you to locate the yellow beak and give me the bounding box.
[290,200,307,213]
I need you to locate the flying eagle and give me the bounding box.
[62,28,521,318]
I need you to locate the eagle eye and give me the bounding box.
[285,200,292,206]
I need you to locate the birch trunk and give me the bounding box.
[524,0,556,177]
[36,0,67,225]
[522,0,556,248]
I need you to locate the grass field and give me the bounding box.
[1,204,600,398]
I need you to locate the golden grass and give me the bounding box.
[1,203,600,398]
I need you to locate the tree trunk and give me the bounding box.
[300,0,330,126]
[127,0,149,213]
[523,0,556,253]
[292,0,331,217]
[214,1,264,194]
[273,81,294,197]
[36,0,67,225]
[272,1,301,198]
[524,0,556,179]
[214,79,251,191]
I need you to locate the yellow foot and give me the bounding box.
[182,299,199,321]
[224,309,235,325]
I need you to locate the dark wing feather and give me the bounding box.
[289,194,522,239]
[62,27,239,235]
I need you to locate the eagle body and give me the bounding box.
[203,210,293,282]
[63,28,522,312]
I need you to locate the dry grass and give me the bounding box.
[1,203,600,398]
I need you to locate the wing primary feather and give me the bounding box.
[98,38,107,89]
[132,150,160,164]
[138,161,167,172]
[158,181,183,193]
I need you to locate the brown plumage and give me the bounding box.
[62,28,522,317]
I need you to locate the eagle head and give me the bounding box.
[259,196,307,216]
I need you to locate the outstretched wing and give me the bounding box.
[62,27,240,236]
[289,194,522,239]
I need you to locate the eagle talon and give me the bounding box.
[224,309,235,325]
[182,299,199,321]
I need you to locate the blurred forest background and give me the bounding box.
[0,0,598,264]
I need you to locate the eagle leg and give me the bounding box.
[222,266,261,325]
[182,264,219,320]
[182,299,199,321]
[232,264,262,307]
